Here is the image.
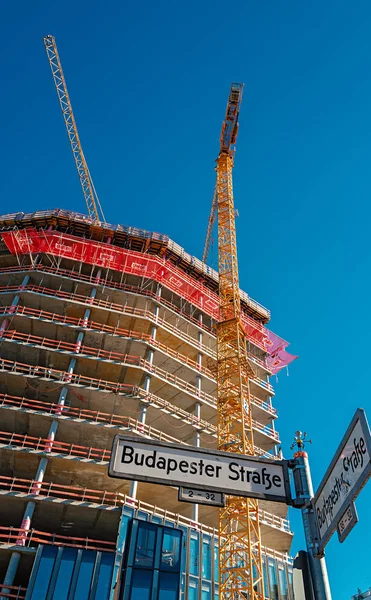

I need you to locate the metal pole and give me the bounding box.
[292,450,332,600]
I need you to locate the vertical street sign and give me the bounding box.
[313,409,371,551]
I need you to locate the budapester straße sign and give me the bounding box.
[313,409,371,551]
[109,435,292,503]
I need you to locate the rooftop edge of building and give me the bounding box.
[0,208,271,324]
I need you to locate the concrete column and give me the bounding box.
[129,291,160,500]
[14,279,100,550]
[0,552,21,600]
[0,275,29,336]
[192,314,203,522]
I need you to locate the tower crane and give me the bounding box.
[43,35,105,223]
[216,84,264,599]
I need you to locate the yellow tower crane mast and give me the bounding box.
[216,84,264,599]
[43,35,105,223]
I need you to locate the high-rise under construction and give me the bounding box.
[0,208,296,599]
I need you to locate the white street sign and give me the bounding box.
[178,487,225,507]
[313,409,371,550]
[337,502,358,543]
[109,436,291,503]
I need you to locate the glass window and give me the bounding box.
[135,523,157,568]
[214,543,219,581]
[151,515,163,525]
[179,526,187,577]
[158,572,181,600]
[161,529,182,572]
[262,561,269,597]
[30,545,58,600]
[279,566,288,599]
[130,569,152,600]
[288,569,293,595]
[202,540,211,580]
[188,577,199,600]
[74,550,96,600]
[137,510,149,521]
[190,535,199,576]
[94,552,115,600]
[52,547,77,600]
[202,582,212,600]
[268,560,279,600]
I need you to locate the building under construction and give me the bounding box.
[0,208,296,599]
[0,33,299,600]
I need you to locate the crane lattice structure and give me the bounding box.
[216,84,264,599]
[43,35,105,223]
[202,185,217,263]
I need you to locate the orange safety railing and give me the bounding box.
[0,526,115,552]
[0,475,291,533]
[0,475,123,506]
[0,585,26,599]
[0,327,215,380]
[0,393,186,445]
[0,324,274,401]
[0,358,278,441]
[0,267,216,335]
[0,431,111,461]
[0,304,217,371]
[0,262,276,353]
[0,357,217,434]
[1,329,217,407]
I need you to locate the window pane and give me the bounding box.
[135,523,157,568]
[161,529,182,571]
[158,572,180,600]
[202,540,211,580]
[52,548,77,600]
[74,550,96,600]
[262,561,269,597]
[95,552,115,600]
[130,569,152,600]
[268,560,279,600]
[188,577,199,600]
[30,546,58,600]
[190,536,199,576]
[214,544,219,581]
[202,582,211,600]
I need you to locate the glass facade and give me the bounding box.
[23,508,293,599]
[25,546,114,600]
[116,507,293,600]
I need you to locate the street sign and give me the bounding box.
[313,409,371,551]
[178,487,225,507]
[337,502,358,543]
[109,435,292,503]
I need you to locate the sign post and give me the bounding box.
[291,448,332,600]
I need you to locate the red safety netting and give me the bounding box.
[1,229,297,370]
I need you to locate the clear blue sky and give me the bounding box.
[1,0,371,596]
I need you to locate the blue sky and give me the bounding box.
[1,0,371,596]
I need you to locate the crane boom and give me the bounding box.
[43,35,105,223]
[217,84,264,599]
[203,84,242,264]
